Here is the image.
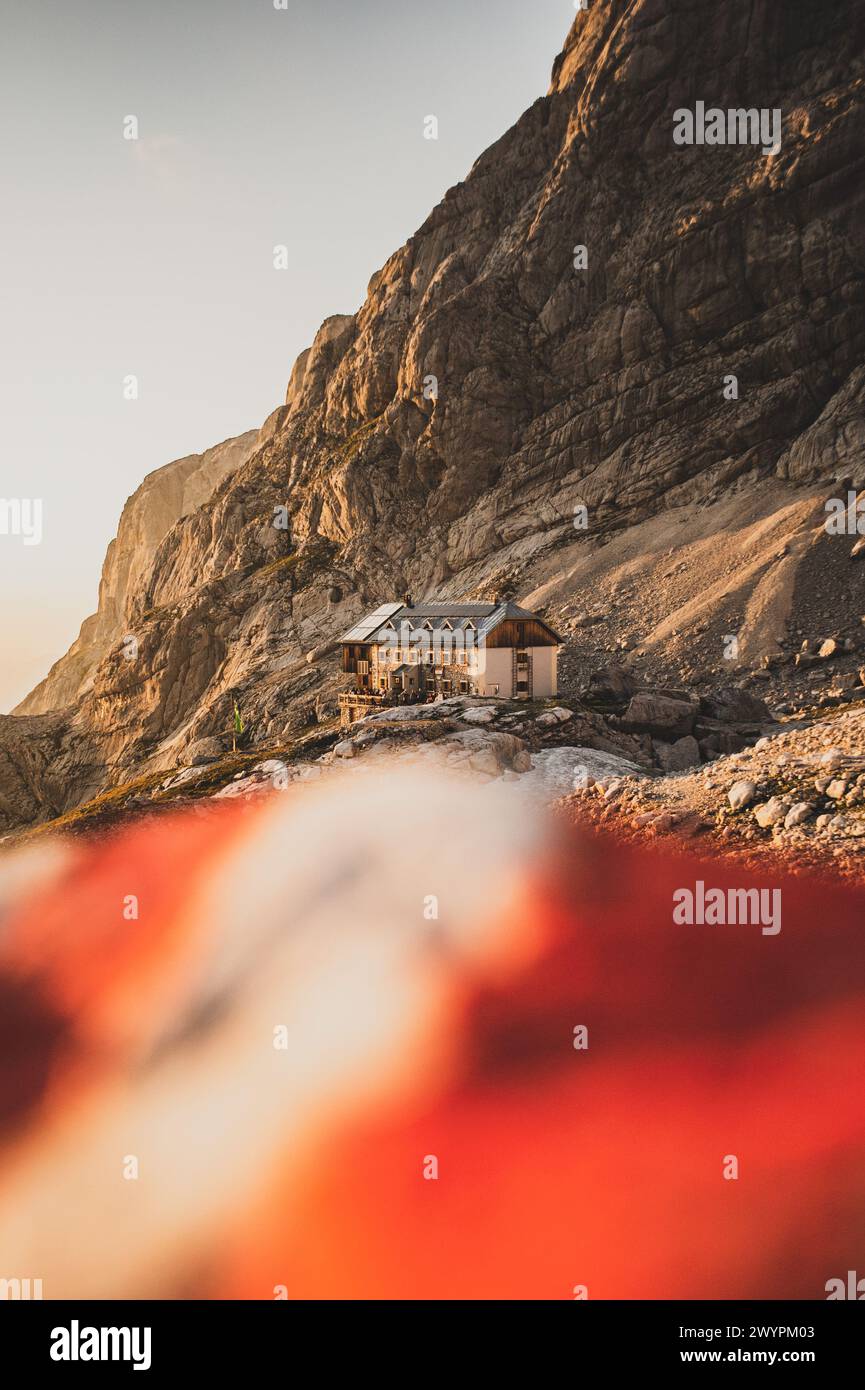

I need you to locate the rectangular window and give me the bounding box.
[459,680,468,694]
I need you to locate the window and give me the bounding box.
[459,680,468,694]
[357,659,369,675]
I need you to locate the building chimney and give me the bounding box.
[404,591,413,608]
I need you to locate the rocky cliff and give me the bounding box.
[4,0,864,833]
[15,431,258,717]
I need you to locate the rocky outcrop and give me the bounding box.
[5,0,865,830]
[566,704,865,881]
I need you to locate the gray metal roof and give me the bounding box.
[340,599,563,644]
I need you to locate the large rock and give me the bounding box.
[186,737,224,767]
[620,692,697,741]
[584,665,639,705]
[655,735,701,773]
[754,798,790,829]
[728,780,757,811]
[700,687,771,725]
[698,731,749,759]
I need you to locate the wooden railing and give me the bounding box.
[338,691,390,709]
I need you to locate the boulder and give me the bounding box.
[186,737,224,766]
[700,686,771,724]
[536,707,573,726]
[655,735,701,773]
[620,692,697,741]
[584,665,639,704]
[460,707,497,725]
[754,798,790,829]
[698,730,748,759]
[728,780,757,811]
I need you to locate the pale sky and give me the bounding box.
[0,0,571,711]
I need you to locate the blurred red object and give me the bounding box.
[0,765,862,1300]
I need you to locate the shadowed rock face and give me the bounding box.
[4,0,865,831]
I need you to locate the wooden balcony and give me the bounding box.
[338,689,391,726]
[339,691,389,710]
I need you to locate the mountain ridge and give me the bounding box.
[14,430,258,717]
[3,0,864,834]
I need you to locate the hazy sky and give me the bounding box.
[0,0,571,711]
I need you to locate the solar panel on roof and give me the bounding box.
[340,602,404,642]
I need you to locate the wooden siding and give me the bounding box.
[484,619,558,649]
[341,642,370,673]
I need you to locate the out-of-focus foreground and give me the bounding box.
[0,764,863,1300]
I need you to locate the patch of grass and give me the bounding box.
[21,770,170,840]
[257,554,298,582]
[255,537,338,589]
[336,414,385,463]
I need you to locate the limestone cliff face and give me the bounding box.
[5,0,865,831]
[15,432,257,716]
